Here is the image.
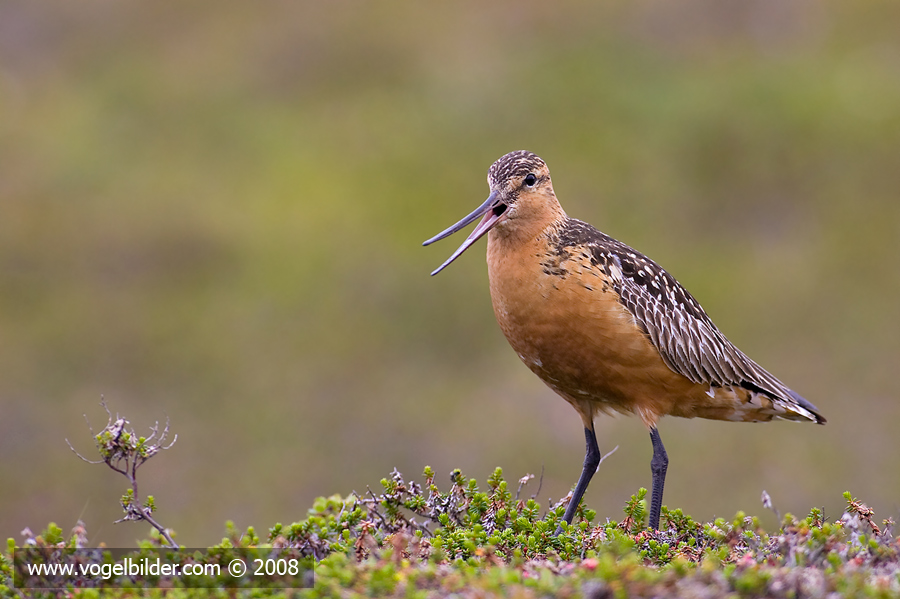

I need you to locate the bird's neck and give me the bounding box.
[489,194,567,248]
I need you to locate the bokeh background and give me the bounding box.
[2,0,898,548]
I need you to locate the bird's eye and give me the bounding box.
[524,173,537,187]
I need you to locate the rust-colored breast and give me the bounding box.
[487,227,679,427]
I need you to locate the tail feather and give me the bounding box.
[785,389,826,424]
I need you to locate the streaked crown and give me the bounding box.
[488,151,548,191]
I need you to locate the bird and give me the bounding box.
[423,150,825,532]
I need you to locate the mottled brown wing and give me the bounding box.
[559,219,824,423]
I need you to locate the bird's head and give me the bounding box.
[423,150,563,275]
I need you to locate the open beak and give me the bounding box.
[423,190,508,275]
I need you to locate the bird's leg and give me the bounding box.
[648,427,668,531]
[557,425,601,534]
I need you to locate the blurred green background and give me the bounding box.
[2,0,898,547]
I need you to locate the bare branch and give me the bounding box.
[761,490,781,522]
[532,464,545,500]
[71,401,179,549]
[65,438,104,464]
[516,474,534,501]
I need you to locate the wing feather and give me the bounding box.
[556,218,825,423]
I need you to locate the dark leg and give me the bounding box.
[556,425,601,534]
[648,427,668,530]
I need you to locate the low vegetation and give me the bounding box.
[4,469,898,597]
[4,408,897,598]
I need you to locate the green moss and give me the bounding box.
[6,468,900,598]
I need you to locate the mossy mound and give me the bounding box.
[4,468,898,598]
